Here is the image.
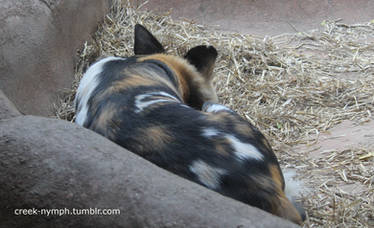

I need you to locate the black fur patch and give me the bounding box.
[134,24,165,55]
[185,45,217,75]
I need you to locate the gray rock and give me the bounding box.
[0,89,21,120]
[0,116,299,228]
[0,0,111,116]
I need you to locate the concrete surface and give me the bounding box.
[294,120,374,160]
[144,0,374,35]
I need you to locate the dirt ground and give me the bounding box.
[142,0,374,36]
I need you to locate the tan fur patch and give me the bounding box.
[91,104,118,139]
[138,125,173,152]
[268,164,303,224]
[113,73,159,91]
[93,74,159,103]
[269,164,284,191]
[249,173,302,224]
[129,67,181,97]
[195,81,218,103]
[139,54,217,104]
[276,195,303,225]
[261,137,273,152]
[189,160,226,189]
[205,112,235,124]
[214,138,231,156]
[250,174,277,193]
[234,123,254,138]
[201,59,215,80]
[139,55,192,100]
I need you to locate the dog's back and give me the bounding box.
[75,24,304,225]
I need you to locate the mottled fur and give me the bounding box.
[75,24,304,224]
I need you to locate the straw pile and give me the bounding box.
[53,0,374,227]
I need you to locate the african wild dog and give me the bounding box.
[74,24,304,224]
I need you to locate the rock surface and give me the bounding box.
[0,116,299,228]
[0,90,21,120]
[0,0,111,116]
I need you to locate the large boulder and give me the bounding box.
[0,0,111,116]
[0,116,299,227]
[0,90,21,120]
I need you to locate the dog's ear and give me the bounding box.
[134,24,165,55]
[185,45,218,80]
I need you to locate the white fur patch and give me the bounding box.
[225,135,264,161]
[75,57,125,126]
[283,168,308,201]
[205,104,232,113]
[201,128,220,137]
[134,91,179,113]
[189,160,226,189]
[200,128,263,161]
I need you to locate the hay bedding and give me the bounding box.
[53,1,374,227]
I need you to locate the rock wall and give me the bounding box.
[0,0,111,116]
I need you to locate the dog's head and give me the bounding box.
[134,24,218,109]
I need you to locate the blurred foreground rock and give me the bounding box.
[0,116,299,227]
[0,90,21,120]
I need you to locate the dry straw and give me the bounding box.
[53,0,374,227]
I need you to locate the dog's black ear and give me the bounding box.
[185,45,218,80]
[134,24,165,55]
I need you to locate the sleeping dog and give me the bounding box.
[75,24,304,225]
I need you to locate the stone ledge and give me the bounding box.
[0,116,299,228]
